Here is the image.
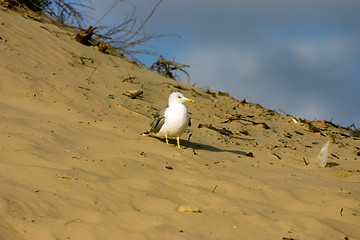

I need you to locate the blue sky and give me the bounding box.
[85,0,360,127]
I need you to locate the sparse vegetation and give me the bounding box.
[18,0,50,12]
[45,0,92,27]
[3,0,190,82]
[150,56,190,84]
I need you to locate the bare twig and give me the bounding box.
[126,0,163,43]
[87,63,101,82]
[187,133,192,141]
[109,57,119,68]
[198,124,255,140]
[44,0,93,27]
[272,153,281,159]
[17,0,183,67]
[150,56,190,84]
[221,114,270,130]
[122,73,136,82]
[93,0,119,26]
[79,56,93,65]
[279,109,292,116]
[92,0,179,63]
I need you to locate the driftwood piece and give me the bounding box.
[76,25,111,47]
[76,26,96,45]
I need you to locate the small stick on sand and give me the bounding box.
[122,73,136,82]
[187,133,192,141]
[87,63,101,82]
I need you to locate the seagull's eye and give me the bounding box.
[178,96,181,98]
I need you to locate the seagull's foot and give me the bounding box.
[177,137,181,149]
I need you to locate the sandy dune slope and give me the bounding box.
[0,7,359,240]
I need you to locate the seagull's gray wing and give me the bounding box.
[149,107,167,133]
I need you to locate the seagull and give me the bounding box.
[149,92,194,148]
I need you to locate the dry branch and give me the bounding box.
[198,124,255,140]
[91,0,179,63]
[75,25,95,45]
[47,0,93,27]
[221,114,270,130]
[150,57,190,84]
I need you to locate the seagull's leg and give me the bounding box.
[165,136,168,144]
[177,137,180,149]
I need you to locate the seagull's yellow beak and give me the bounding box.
[185,98,194,103]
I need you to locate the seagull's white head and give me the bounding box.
[168,92,194,106]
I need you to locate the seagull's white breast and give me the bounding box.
[157,103,189,138]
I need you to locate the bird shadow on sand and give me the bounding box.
[149,136,252,157]
[182,140,252,156]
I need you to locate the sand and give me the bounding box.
[0,7,359,240]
